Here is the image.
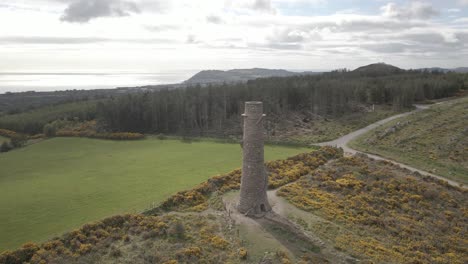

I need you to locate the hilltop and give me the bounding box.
[353,63,404,76]
[183,68,317,84]
[354,63,468,74]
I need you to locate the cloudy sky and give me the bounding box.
[1,0,468,72]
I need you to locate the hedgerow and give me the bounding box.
[0,129,17,138]
[51,120,145,140]
[56,131,145,140]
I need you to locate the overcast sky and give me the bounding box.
[1,0,468,72]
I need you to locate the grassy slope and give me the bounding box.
[278,155,467,263]
[0,137,309,250]
[0,136,7,143]
[278,106,401,144]
[349,97,468,184]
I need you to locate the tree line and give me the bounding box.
[0,70,465,136]
[96,71,466,136]
[0,101,98,134]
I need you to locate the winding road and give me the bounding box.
[316,104,464,188]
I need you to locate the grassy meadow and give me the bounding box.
[0,137,310,250]
[0,136,7,144]
[349,96,468,184]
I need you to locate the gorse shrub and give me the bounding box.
[0,129,27,153]
[0,129,17,138]
[0,214,241,264]
[278,155,468,263]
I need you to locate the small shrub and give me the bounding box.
[168,222,185,239]
[209,235,229,249]
[109,247,122,258]
[276,250,291,264]
[142,230,159,240]
[10,135,27,148]
[177,246,202,260]
[77,244,92,255]
[238,247,248,259]
[0,251,20,264]
[28,134,45,140]
[143,252,161,263]
[43,124,56,137]
[0,141,12,152]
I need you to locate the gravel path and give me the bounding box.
[316,104,464,188]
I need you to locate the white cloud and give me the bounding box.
[225,0,277,14]
[272,0,326,5]
[0,0,467,72]
[446,8,461,13]
[252,0,275,12]
[454,17,468,23]
[206,15,223,24]
[60,0,140,23]
[381,2,439,20]
[144,24,180,32]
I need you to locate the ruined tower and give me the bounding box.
[238,101,272,216]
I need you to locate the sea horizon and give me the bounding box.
[0,68,328,94]
[0,69,199,94]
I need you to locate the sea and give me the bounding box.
[0,70,198,94]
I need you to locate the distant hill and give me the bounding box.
[184,68,318,84]
[353,63,404,75]
[418,67,451,73]
[453,67,468,73]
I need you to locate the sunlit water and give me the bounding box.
[0,70,198,94]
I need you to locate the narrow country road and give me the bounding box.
[316,104,464,188]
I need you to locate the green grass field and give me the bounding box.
[350,96,468,184]
[0,136,7,144]
[0,137,310,251]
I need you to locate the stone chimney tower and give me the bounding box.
[238,101,271,216]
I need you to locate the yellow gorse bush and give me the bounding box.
[278,155,468,264]
[1,213,243,264]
